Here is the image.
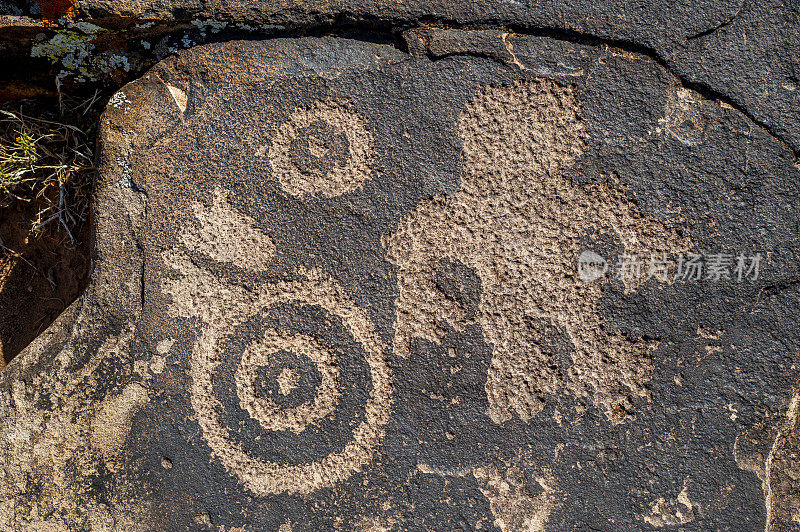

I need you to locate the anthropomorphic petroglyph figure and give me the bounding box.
[387,79,691,423]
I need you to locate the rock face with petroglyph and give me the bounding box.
[1,32,800,530]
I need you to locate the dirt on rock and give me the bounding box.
[0,198,90,366]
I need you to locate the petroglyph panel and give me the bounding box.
[2,34,799,530]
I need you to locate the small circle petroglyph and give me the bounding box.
[268,99,374,198]
[235,329,340,435]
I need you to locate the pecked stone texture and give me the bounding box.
[1,32,800,530]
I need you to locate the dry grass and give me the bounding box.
[0,93,103,364]
[0,94,99,244]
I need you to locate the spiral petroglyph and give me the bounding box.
[160,188,392,496]
[269,99,375,198]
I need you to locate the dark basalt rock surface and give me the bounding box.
[1,31,799,530]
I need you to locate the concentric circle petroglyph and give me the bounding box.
[164,255,392,495]
[268,100,374,198]
[188,276,392,495]
[235,329,340,435]
[160,189,393,496]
